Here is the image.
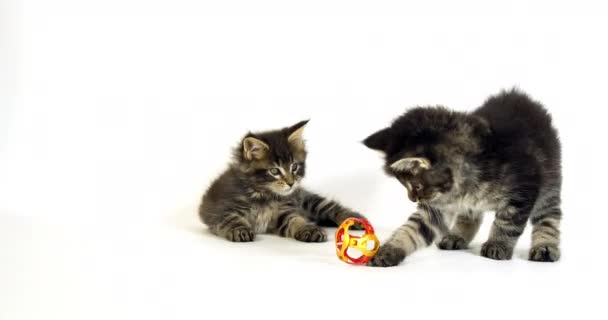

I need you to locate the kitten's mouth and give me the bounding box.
[410,193,440,204]
[277,189,295,196]
[273,185,297,196]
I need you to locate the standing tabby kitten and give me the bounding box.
[363,89,562,267]
[199,120,367,242]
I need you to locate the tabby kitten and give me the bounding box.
[199,120,367,242]
[363,89,562,267]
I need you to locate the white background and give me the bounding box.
[2,0,607,319]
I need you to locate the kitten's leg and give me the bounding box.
[438,211,483,250]
[200,199,255,242]
[300,190,367,229]
[481,198,536,260]
[206,212,255,242]
[369,205,450,267]
[528,191,561,262]
[272,207,327,243]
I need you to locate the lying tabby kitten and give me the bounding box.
[363,89,562,267]
[199,120,366,242]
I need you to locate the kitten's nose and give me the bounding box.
[285,175,295,187]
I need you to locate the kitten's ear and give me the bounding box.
[363,127,391,152]
[390,157,431,173]
[287,119,309,148]
[243,137,269,160]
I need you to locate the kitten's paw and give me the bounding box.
[480,241,513,260]
[350,221,365,230]
[368,244,406,267]
[226,227,255,242]
[529,244,560,262]
[438,234,467,250]
[295,225,327,242]
[339,213,367,230]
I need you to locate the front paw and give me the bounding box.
[529,244,560,262]
[368,244,406,267]
[226,226,255,242]
[480,241,513,260]
[295,225,327,242]
[438,234,467,250]
[350,221,366,230]
[339,213,368,230]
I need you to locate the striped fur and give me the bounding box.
[199,120,366,243]
[300,191,366,228]
[528,188,562,261]
[364,89,563,267]
[201,183,366,243]
[370,206,451,267]
[439,211,483,250]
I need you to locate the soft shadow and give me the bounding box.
[166,201,204,236]
[454,244,532,262]
[513,247,530,260]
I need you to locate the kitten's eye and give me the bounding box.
[415,184,423,191]
[269,168,281,176]
[291,163,299,172]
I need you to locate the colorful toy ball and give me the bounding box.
[335,217,380,265]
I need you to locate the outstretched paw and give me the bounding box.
[368,244,406,267]
[338,212,369,230]
[295,225,328,242]
[529,244,560,262]
[350,222,366,230]
[438,234,467,250]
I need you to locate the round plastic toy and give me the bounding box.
[335,217,380,265]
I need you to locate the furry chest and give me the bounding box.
[436,182,507,215]
[251,203,279,233]
[438,195,502,215]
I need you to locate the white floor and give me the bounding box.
[1,198,604,320]
[3,1,608,318]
